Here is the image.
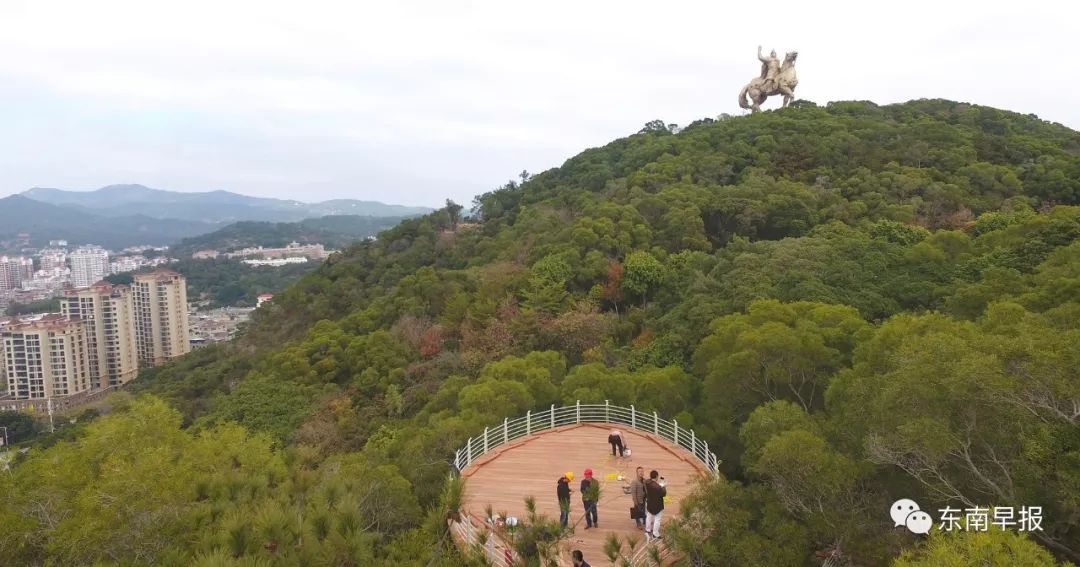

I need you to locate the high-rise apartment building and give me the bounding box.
[0,317,11,394]
[39,248,68,272]
[1,270,193,411]
[61,282,138,390]
[1,314,91,400]
[0,259,13,291]
[0,257,19,291]
[18,257,33,282]
[0,256,34,290]
[132,269,190,367]
[70,246,109,288]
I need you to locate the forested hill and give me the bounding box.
[170,215,408,257]
[4,99,1080,566]
[249,98,1080,344]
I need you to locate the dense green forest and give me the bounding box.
[4,297,61,316]
[107,258,320,308]
[170,215,408,257]
[3,99,1079,566]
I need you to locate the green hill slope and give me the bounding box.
[170,215,407,257]
[5,99,1079,566]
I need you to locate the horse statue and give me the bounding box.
[738,47,799,112]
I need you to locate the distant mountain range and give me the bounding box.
[0,184,433,250]
[0,195,219,250]
[21,184,433,223]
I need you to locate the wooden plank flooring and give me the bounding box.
[459,423,709,566]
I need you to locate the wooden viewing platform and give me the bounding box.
[456,423,711,566]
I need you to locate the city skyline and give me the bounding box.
[1,269,190,410]
[0,240,176,315]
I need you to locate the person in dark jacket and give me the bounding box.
[572,549,591,567]
[644,469,667,541]
[607,429,625,457]
[630,466,646,529]
[557,472,573,528]
[581,468,599,529]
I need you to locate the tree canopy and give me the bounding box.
[4,99,1080,566]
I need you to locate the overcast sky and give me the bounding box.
[1,0,1077,207]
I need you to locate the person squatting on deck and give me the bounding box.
[581,468,600,529]
[644,469,667,541]
[557,471,574,528]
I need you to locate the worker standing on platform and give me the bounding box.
[630,466,646,530]
[557,472,573,528]
[581,468,599,529]
[644,470,667,541]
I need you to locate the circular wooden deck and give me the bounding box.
[457,423,710,565]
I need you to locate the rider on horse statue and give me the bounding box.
[758,46,781,93]
[739,46,799,113]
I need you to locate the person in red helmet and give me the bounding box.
[580,468,599,529]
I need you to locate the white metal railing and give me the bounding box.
[451,514,514,566]
[454,510,670,567]
[452,400,720,475]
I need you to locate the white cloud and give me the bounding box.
[0,0,1077,206]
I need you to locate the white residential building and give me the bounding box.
[0,256,34,291]
[38,249,68,272]
[226,241,330,260]
[132,269,191,367]
[242,257,309,267]
[1,314,92,400]
[109,255,148,275]
[61,282,138,390]
[25,267,71,291]
[70,246,110,287]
